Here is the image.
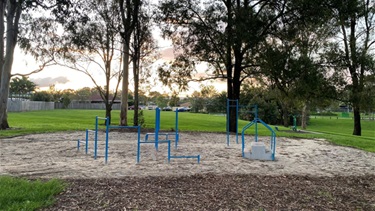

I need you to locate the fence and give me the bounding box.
[7,100,55,112]
[55,102,122,110]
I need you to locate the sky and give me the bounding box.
[12,28,227,97]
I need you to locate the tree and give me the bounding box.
[118,0,140,126]
[9,76,36,98]
[130,0,158,126]
[324,0,375,135]
[0,0,70,129]
[56,0,123,124]
[157,0,289,132]
[74,87,92,102]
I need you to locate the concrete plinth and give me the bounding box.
[243,141,274,161]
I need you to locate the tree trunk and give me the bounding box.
[352,105,361,136]
[120,42,129,126]
[301,102,308,130]
[133,54,139,126]
[282,104,289,127]
[105,103,112,125]
[0,2,21,130]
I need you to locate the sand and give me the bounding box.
[1,131,374,179]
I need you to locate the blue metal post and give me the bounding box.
[94,116,98,159]
[137,126,141,163]
[255,105,258,142]
[105,117,109,164]
[235,99,239,144]
[168,140,171,163]
[155,108,160,151]
[175,109,179,149]
[85,129,89,154]
[226,99,230,146]
[77,139,80,150]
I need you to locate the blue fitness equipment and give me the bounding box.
[77,116,141,164]
[77,129,96,154]
[144,107,180,150]
[241,105,276,161]
[137,107,200,163]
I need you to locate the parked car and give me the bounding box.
[162,106,172,111]
[176,107,191,112]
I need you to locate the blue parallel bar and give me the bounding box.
[139,140,170,144]
[175,109,179,149]
[85,129,89,154]
[226,99,229,146]
[77,139,80,150]
[137,140,171,163]
[108,125,139,129]
[105,116,109,164]
[94,116,99,159]
[155,108,160,151]
[168,140,171,163]
[235,99,239,144]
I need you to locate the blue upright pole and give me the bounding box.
[226,99,230,146]
[105,117,109,164]
[94,116,98,159]
[255,105,258,142]
[155,108,160,151]
[235,99,239,144]
[137,126,141,163]
[175,109,179,149]
[85,129,89,154]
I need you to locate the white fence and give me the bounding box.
[7,100,55,112]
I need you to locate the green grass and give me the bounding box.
[0,176,65,210]
[2,109,375,153]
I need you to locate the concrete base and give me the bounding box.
[243,141,274,161]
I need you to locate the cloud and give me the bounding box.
[31,76,70,88]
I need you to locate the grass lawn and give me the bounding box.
[2,109,374,152]
[0,176,65,210]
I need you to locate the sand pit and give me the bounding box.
[1,131,375,179]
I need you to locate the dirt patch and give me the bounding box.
[1,131,375,210]
[1,131,374,178]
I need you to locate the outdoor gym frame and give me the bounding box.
[77,116,141,164]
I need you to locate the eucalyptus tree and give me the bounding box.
[55,0,123,124]
[156,0,289,132]
[118,0,140,126]
[0,0,70,129]
[323,0,375,136]
[131,0,158,126]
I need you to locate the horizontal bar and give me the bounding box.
[139,140,171,144]
[96,117,108,120]
[170,155,199,159]
[108,126,140,129]
[145,133,177,136]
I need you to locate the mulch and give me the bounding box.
[43,174,375,210]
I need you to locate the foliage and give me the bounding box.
[30,91,53,102]
[0,176,65,210]
[54,0,125,124]
[9,76,36,97]
[322,0,375,135]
